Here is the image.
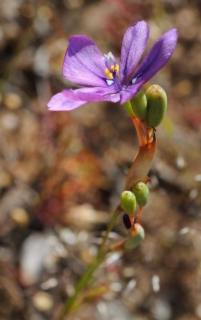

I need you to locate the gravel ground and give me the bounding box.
[0,0,201,319]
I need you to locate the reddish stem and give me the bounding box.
[125,117,156,190]
[124,116,156,226]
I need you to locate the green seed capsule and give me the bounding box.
[125,224,145,250]
[145,84,167,128]
[120,191,137,214]
[131,91,147,120]
[132,182,149,207]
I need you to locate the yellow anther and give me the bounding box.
[105,68,113,79]
[114,64,119,72]
[111,65,115,71]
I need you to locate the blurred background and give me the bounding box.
[0,0,201,319]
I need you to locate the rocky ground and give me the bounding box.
[0,0,201,319]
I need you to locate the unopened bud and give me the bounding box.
[132,182,149,207]
[125,224,145,249]
[145,84,167,128]
[131,90,147,120]
[120,190,137,214]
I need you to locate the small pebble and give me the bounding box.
[151,299,172,320]
[195,174,201,182]
[59,228,77,245]
[189,188,198,200]
[179,227,190,235]
[105,252,122,266]
[175,156,186,170]
[152,275,160,293]
[10,208,29,227]
[41,278,58,290]
[123,267,135,278]
[96,301,131,320]
[4,93,22,110]
[124,279,137,293]
[0,171,12,188]
[1,113,19,130]
[195,304,201,318]
[32,291,53,312]
[20,233,64,285]
[110,282,122,293]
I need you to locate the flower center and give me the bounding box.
[104,52,119,86]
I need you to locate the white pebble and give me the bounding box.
[152,275,160,293]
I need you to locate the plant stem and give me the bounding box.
[57,100,156,319]
[58,209,119,319]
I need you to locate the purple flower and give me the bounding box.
[48,21,177,111]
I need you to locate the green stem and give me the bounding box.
[58,209,119,319]
[58,99,148,319]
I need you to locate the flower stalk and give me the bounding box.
[57,97,158,319]
[57,209,119,319]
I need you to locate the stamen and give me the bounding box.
[104,52,115,63]
[105,68,113,80]
[104,53,120,87]
[114,64,119,73]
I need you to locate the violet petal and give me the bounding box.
[120,28,178,104]
[48,87,120,111]
[120,20,149,82]
[75,87,120,103]
[63,35,106,87]
[120,84,142,104]
[132,28,178,86]
[47,90,86,111]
